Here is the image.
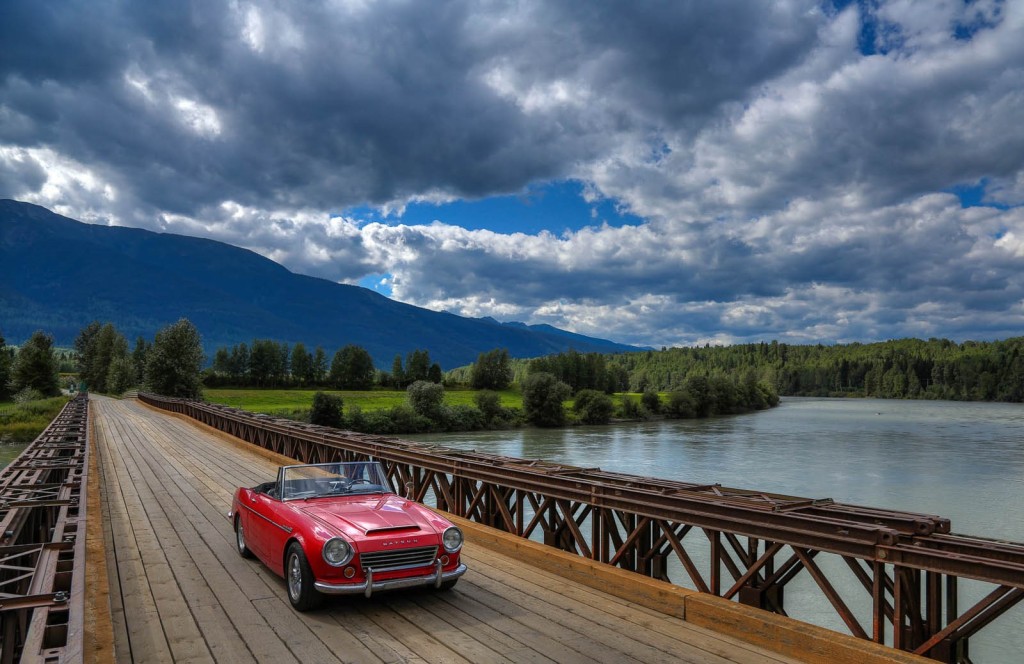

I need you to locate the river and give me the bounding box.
[408,397,1024,661]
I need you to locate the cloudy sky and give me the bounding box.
[2,0,1023,348]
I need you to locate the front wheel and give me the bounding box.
[286,543,323,611]
[235,516,254,559]
[438,579,458,592]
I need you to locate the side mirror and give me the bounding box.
[404,481,415,500]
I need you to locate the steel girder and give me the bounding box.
[140,393,1024,662]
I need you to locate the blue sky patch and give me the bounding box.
[345,180,645,236]
[945,179,1010,210]
[358,273,393,296]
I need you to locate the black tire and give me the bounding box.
[438,579,458,592]
[285,542,323,611]
[235,515,254,559]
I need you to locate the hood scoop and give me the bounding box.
[365,525,422,536]
[297,498,424,536]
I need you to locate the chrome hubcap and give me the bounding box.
[288,554,301,600]
[236,522,245,552]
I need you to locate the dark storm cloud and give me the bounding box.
[0,0,820,218]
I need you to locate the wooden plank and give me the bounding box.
[468,545,794,664]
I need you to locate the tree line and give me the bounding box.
[205,341,444,390]
[0,319,204,402]
[605,337,1024,402]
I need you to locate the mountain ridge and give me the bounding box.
[0,200,644,367]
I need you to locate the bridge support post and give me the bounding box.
[738,584,784,613]
[922,638,965,664]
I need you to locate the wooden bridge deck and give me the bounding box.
[91,395,801,664]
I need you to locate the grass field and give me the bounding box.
[204,387,524,416]
[0,396,70,444]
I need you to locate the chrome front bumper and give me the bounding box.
[314,561,468,598]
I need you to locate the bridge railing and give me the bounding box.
[139,393,1023,663]
[0,395,89,664]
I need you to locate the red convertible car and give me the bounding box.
[230,461,467,610]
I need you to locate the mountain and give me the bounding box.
[0,200,643,367]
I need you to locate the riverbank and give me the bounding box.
[203,385,779,435]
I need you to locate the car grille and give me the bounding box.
[360,546,438,572]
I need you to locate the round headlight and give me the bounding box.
[322,537,353,566]
[441,526,463,553]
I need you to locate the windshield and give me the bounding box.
[278,461,391,500]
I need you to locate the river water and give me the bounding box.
[409,397,1024,661]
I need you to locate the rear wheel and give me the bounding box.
[286,543,323,611]
[235,516,253,559]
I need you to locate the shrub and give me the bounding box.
[388,404,433,433]
[310,392,344,428]
[619,394,643,419]
[474,390,503,422]
[345,404,365,431]
[522,372,571,427]
[13,388,44,404]
[407,381,445,421]
[442,404,485,431]
[360,410,397,434]
[573,389,614,424]
[641,388,661,414]
[665,390,697,418]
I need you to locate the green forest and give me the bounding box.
[600,337,1024,402]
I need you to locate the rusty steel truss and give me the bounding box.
[0,395,89,664]
[140,393,1024,663]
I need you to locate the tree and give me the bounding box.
[641,388,661,414]
[132,336,150,384]
[664,391,696,418]
[474,390,503,422]
[312,346,327,385]
[471,348,512,390]
[107,356,136,394]
[309,392,344,428]
[573,389,614,424]
[405,349,431,383]
[0,328,12,401]
[249,339,280,386]
[213,347,231,375]
[291,343,312,386]
[407,380,445,421]
[74,321,101,385]
[522,372,571,427]
[230,343,251,383]
[89,324,128,393]
[145,319,204,398]
[391,355,406,388]
[330,345,375,390]
[12,330,60,397]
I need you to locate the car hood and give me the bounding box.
[293,494,439,538]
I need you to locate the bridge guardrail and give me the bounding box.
[0,395,89,664]
[140,392,1023,663]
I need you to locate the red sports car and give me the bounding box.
[230,461,467,610]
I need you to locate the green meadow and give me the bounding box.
[204,388,524,417]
